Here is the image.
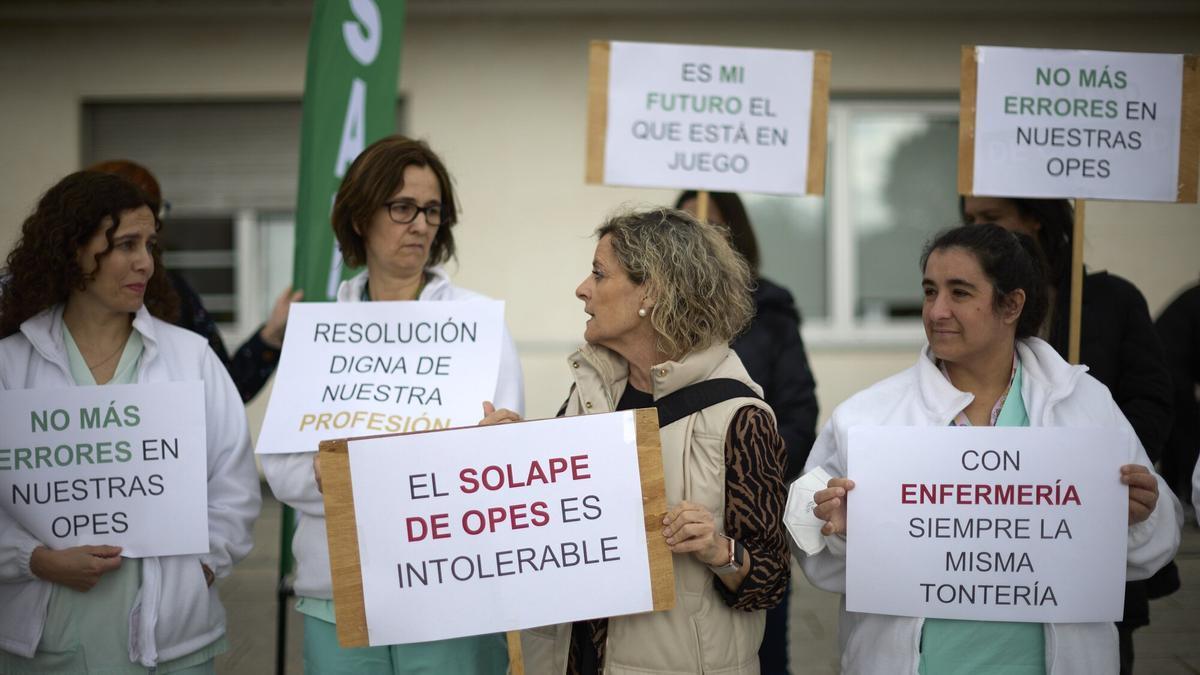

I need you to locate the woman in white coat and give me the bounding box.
[0,171,261,672]
[261,135,523,674]
[796,224,1180,675]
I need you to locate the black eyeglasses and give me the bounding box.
[383,200,444,226]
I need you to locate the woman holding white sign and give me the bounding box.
[795,223,1180,674]
[0,171,261,672]
[485,208,790,675]
[676,189,818,675]
[962,196,1177,673]
[262,135,523,674]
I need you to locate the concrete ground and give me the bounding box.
[215,488,303,675]
[219,488,1200,674]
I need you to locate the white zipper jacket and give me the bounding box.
[260,266,525,600]
[0,305,261,666]
[794,338,1181,675]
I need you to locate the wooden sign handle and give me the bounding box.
[585,40,611,184]
[506,631,525,675]
[1067,199,1085,364]
[1179,54,1198,202]
[696,190,710,222]
[807,51,832,195]
[957,45,978,197]
[319,439,370,648]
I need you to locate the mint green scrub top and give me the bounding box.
[919,359,1046,675]
[0,327,225,674]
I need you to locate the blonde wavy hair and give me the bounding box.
[597,207,754,360]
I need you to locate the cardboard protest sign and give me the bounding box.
[587,40,830,195]
[320,409,674,648]
[846,426,1128,623]
[0,382,209,558]
[256,300,504,454]
[960,45,1199,202]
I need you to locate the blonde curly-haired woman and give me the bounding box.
[483,208,790,675]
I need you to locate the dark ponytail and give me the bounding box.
[920,223,1049,339]
[959,196,1073,289]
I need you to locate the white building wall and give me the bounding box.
[1,8,1197,433]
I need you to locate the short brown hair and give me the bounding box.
[597,208,754,360]
[331,135,458,268]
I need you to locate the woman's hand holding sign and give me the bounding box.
[30,544,123,592]
[813,478,855,536]
[1121,464,1158,525]
[664,500,750,591]
[662,500,721,561]
[479,401,522,426]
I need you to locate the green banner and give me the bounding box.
[292,0,405,300]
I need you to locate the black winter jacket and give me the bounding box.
[731,277,819,482]
[1155,283,1200,502]
[1047,270,1173,461]
[169,271,280,403]
[1047,269,1175,628]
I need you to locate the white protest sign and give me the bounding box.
[965,45,1196,202]
[846,426,1128,623]
[588,40,829,195]
[0,382,209,558]
[256,300,504,454]
[341,411,657,646]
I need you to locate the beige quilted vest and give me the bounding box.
[520,343,774,675]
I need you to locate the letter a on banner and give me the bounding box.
[292,0,405,300]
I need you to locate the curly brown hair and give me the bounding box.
[597,208,754,360]
[0,171,179,338]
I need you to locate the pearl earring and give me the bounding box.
[638,308,648,317]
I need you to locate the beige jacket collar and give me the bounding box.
[568,341,749,403]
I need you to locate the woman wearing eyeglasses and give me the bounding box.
[260,135,524,674]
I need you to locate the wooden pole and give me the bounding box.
[696,189,710,222]
[506,631,525,675]
[1067,199,1085,364]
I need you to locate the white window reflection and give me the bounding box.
[744,194,828,319]
[851,110,960,322]
[728,100,960,343]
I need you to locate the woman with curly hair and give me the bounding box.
[87,159,302,403]
[0,171,260,673]
[483,208,790,674]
